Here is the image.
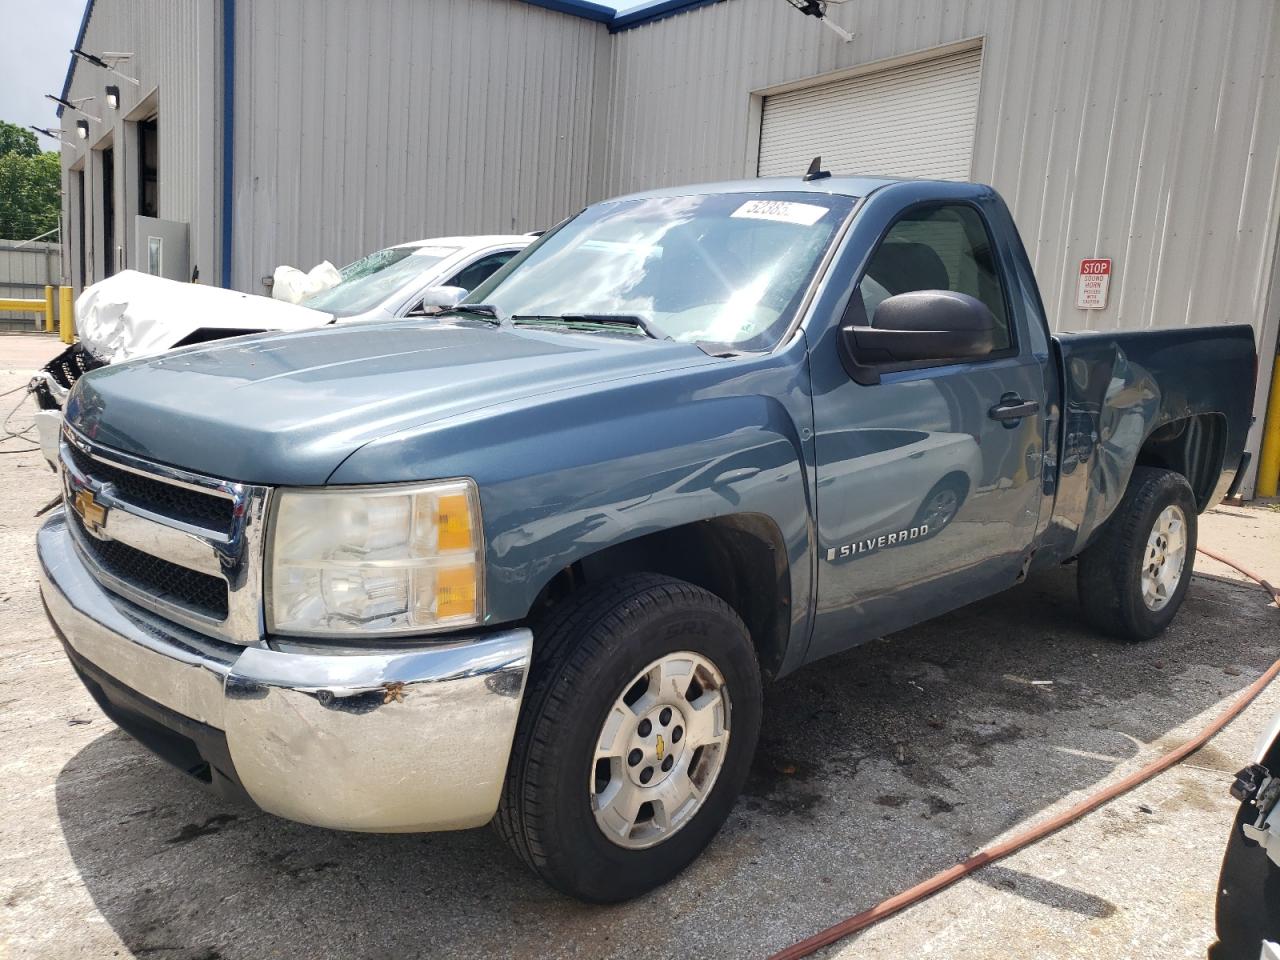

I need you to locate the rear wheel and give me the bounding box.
[1077,467,1197,642]
[495,574,762,902]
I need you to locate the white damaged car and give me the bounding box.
[52,234,533,370]
[29,234,533,463]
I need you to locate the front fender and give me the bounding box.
[328,357,817,652]
[474,393,813,626]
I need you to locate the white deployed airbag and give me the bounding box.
[271,261,342,304]
[76,270,332,363]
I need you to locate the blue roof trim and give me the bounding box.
[522,0,615,23]
[56,0,97,118]
[519,0,732,30]
[608,0,727,32]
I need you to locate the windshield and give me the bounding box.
[302,244,459,317]
[465,192,855,351]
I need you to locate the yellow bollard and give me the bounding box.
[59,286,75,344]
[44,285,54,332]
[1256,356,1280,498]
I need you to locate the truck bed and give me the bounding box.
[1043,323,1256,561]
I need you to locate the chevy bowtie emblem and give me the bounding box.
[656,734,665,761]
[73,489,108,535]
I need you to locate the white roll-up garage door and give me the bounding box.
[757,47,983,181]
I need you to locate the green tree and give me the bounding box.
[0,120,60,240]
[0,121,40,158]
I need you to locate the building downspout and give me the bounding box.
[220,0,235,289]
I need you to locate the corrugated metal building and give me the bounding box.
[56,0,1280,494]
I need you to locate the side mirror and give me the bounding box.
[409,285,467,316]
[846,290,996,364]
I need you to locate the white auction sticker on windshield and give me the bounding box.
[731,200,827,226]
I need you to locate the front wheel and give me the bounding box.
[495,574,762,902]
[1076,466,1198,642]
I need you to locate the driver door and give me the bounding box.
[808,199,1047,660]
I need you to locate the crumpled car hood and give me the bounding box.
[76,269,331,363]
[65,319,715,485]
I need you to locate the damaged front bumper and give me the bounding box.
[38,511,533,832]
[1232,761,1280,868]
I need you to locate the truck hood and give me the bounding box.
[65,320,716,484]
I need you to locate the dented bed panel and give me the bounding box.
[1044,324,1256,560]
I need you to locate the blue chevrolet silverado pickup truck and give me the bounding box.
[39,175,1256,901]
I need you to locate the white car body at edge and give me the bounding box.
[77,234,534,364]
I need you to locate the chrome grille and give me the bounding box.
[59,425,271,645]
[67,510,230,618]
[62,442,234,534]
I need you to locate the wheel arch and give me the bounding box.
[527,514,793,681]
[1134,412,1229,512]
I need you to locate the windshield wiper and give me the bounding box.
[449,303,502,324]
[511,313,669,340]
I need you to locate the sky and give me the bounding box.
[0,0,657,145]
[0,0,84,141]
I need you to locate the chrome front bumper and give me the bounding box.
[38,511,533,832]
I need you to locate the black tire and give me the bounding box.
[495,573,762,902]
[1076,466,1198,642]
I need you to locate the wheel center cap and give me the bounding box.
[627,704,687,786]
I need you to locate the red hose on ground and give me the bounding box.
[768,546,1280,960]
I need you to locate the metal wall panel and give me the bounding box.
[231,0,608,291]
[0,242,61,325]
[757,47,982,179]
[53,0,1280,492]
[58,0,221,290]
[602,0,1280,492]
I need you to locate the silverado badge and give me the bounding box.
[825,523,929,563]
[72,489,108,536]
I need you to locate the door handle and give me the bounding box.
[712,467,760,486]
[989,397,1040,422]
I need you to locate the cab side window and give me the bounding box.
[446,250,517,293]
[855,204,1011,351]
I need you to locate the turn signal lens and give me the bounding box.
[435,493,474,551]
[416,564,478,622]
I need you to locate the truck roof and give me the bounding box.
[392,234,535,250]
[607,174,912,204]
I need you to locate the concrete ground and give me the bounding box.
[1,332,1277,960]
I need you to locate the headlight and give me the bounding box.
[267,480,484,637]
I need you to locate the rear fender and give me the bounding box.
[1047,325,1255,558]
